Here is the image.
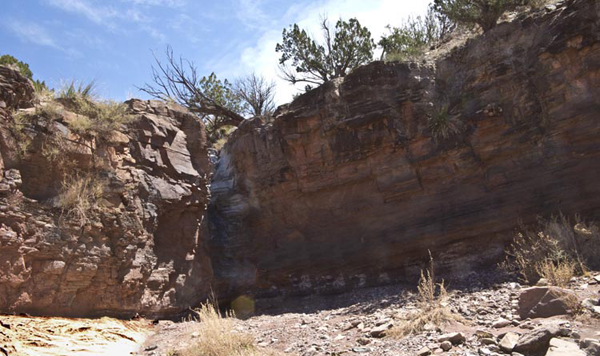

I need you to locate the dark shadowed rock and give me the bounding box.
[514,324,569,356]
[0,65,34,110]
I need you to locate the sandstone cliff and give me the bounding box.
[0,66,213,318]
[0,0,599,319]
[209,0,600,300]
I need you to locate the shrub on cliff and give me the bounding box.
[432,0,528,32]
[59,173,105,225]
[379,6,453,61]
[276,17,375,91]
[57,80,132,139]
[501,215,600,285]
[0,54,49,92]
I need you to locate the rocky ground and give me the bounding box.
[0,314,148,356]
[137,272,600,356]
[1,272,599,356]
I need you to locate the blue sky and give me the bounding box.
[1,0,430,105]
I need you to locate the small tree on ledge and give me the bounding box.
[432,0,528,32]
[275,17,375,91]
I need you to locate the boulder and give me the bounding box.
[492,318,512,328]
[514,324,569,356]
[545,338,586,356]
[369,322,392,338]
[438,332,466,345]
[499,332,520,353]
[440,340,452,351]
[518,287,578,319]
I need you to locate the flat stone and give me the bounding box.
[492,318,511,328]
[499,332,520,352]
[545,338,586,356]
[481,338,497,345]
[369,322,392,338]
[417,346,432,356]
[352,347,371,353]
[438,332,466,345]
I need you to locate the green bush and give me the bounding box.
[0,54,33,79]
[1,54,50,93]
[433,0,527,32]
[58,80,96,101]
[428,105,462,141]
[379,6,453,61]
[69,98,132,138]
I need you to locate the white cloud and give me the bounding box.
[46,0,119,27]
[235,0,271,30]
[7,20,83,58]
[123,0,186,6]
[7,20,60,48]
[222,0,431,105]
[45,0,166,41]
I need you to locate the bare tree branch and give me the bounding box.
[234,73,277,117]
[139,46,245,130]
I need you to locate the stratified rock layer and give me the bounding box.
[0,68,213,318]
[209,0,600,299]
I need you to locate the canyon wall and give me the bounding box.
[209,0,600,300]
[0,0,599,318]
[0,68,213,318]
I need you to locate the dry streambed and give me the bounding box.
[0,315,149,356]
[1,274,599,356]
[141,274,600,356]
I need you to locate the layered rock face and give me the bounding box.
[209,0,600,299]
[0,0,599,318]
[0,67,212,318]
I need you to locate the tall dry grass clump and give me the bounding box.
[176,303,279,356]
[59,174,104,225]
[502,215,600,286]
[389,253,462,337]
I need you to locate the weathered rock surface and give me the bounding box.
[0,71,213,318]
[514,323,570,356]
[209,0,600,299]
[1,0,600,319]
[499,331,520,353]
[518,287,579,319]
[545,338,586,356]
[0,66,34,111]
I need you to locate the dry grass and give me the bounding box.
[502,215,599,285]
[66,98,132,138]
[535,258,576,287]
[59,174,104,225]
[174,303,280,356]
[389,254,462,337]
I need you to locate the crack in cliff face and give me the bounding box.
[207,0,600,301]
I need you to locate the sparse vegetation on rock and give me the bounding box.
[432,0,529,32]
[276,17,375,90]
[379,6,453,61]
